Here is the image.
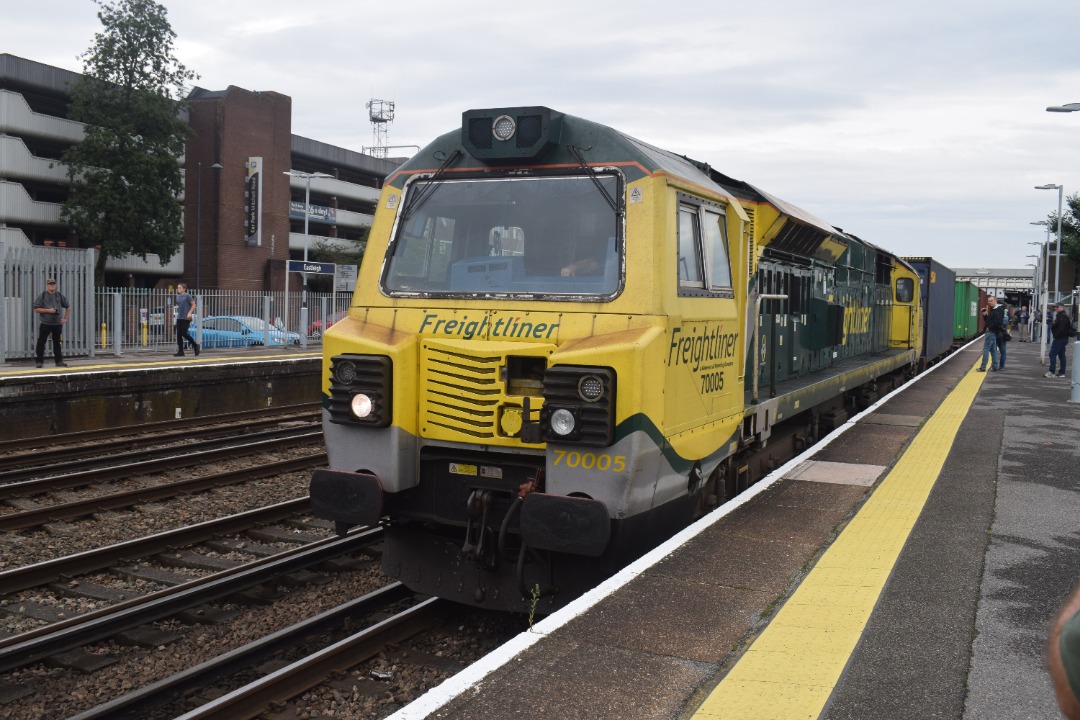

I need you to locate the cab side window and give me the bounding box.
[678,196,733,297]
[678,206,704,288]
[703,208,732,290]
[896,277,914,303]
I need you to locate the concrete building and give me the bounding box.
[0,53,401,290]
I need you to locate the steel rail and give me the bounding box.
[0,452,327,532]
[0,497,312,595]
[0,402,321,455]
[0,423,321,484]
[0,525,382,674]
[0,430,323,500]
[174,597,450,720]
[67,583,416,720]
[0,413,319,473]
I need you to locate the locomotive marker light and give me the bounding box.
[578,374,605,401]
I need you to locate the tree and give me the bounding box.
[1044,192,1080,293]
[61,0,195,282]
[307,232,369,292]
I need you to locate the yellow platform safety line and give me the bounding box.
[692,360,988,720]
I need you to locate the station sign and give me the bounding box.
[288,260,336,275]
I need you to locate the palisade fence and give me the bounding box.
[92,288,353,355]
[2,242,352,360]
[2,243,96,362]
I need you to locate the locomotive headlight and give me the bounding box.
[350,393,374,419]
[577,375,605,402]
[550,408,577,436]
[492,114,516,141]
[335,360,358,385]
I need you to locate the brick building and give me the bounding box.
[0,53,401,291]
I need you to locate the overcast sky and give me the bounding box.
[8,0,1080,270]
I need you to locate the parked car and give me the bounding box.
[198,316,301,348]
[307,310,348,339]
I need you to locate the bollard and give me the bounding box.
[142,321,148,347]
[1072,341,1080,404]
[100,323,107,348]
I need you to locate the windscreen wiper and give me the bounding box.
[567,145,623,218]
[400,149,463,223]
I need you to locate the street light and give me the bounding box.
[1030,224,1051,357]
[195,162,222,291]
[1035,184,1064,306]
[1046,103,1080,113]
[282,170,333,307]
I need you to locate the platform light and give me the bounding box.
[1046,102,1080,112]
[1035,185,1064,306]
[283,170,334,307]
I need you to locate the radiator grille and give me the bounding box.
[420,339,552,445]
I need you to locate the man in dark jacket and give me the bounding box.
[978,295,1004,372]
[1046,303,1074,378]
[32,277,70,368]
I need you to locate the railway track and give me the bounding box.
[71,589,446,720]
[0,524,384,674]
[0,402,321,458]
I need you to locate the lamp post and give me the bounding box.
[1030,224,1051,362]
[1035,184,1064,306]
[282,170,333,307]
[1047,103,1080,113]
[195,162,222,291]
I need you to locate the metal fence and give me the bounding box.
[91,288,353,355]
[2,242,353,361]
[1,243,96,362]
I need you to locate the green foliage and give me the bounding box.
[60,0,195,276]
[306,232,369,292]
[1045,192,1080,265]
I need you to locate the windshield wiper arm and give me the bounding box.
[567,145,622,218]
[400,149,463,223]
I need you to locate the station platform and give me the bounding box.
[0,346,320,439]
[390,339,1080,720]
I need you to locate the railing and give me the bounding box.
[91,288,353,355]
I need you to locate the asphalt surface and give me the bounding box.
[404,339,1080,719]
[813,337,1080,720]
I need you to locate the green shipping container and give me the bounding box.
[954,281,980,341]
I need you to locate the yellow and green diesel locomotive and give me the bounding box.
[310,107,923,612]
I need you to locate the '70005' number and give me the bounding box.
[701,370,725,393]
[552,450,626,472]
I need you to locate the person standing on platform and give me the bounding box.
[978,295,1004,372]
[1048,581,1080,719]
[1019,305,1030,342]
[174,283,200,357]
[1046,302,1074,378]
[32,277,70,368]
[996,302,1011,369]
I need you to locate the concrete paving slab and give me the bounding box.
[784,460,886,486]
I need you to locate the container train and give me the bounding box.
[309,107,984,613]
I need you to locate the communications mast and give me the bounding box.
[363,99,395,158]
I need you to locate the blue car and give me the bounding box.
[198,316,301,348]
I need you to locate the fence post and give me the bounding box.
[111,293,123,356]
[194,292,202,346]
[263,295,272,348]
